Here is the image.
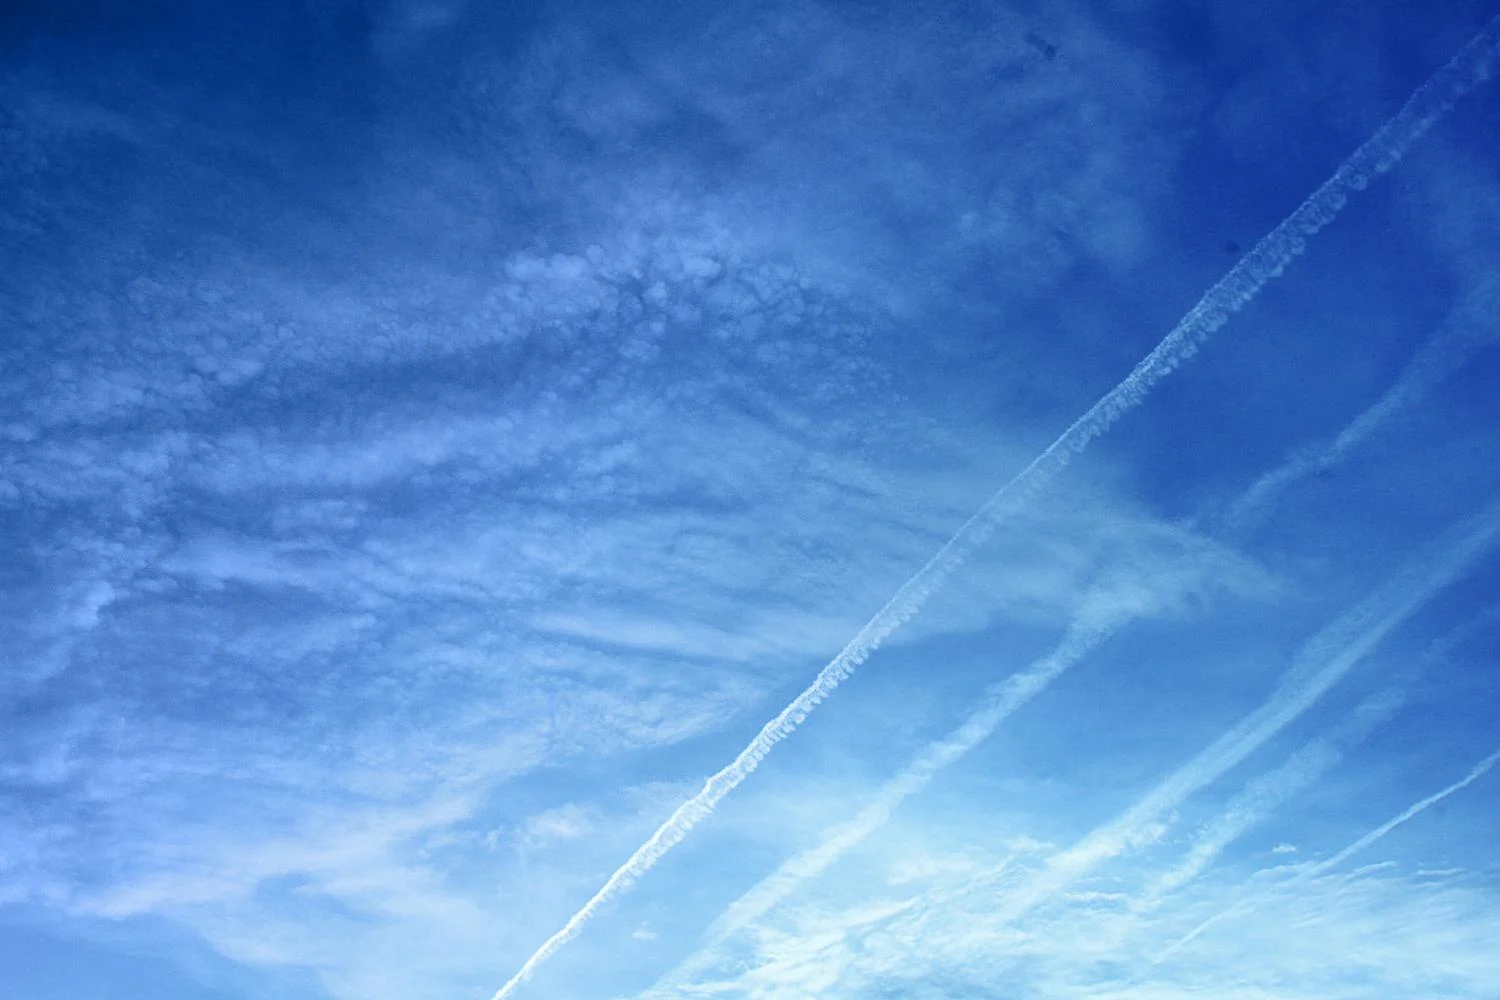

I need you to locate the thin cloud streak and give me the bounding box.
[1221,276,1500,533]
[1319,749,1500,870]
[645,292,1497,994]
[1133,687,1404,908]
[645,613,1125,995]
[652,501,1500,998]
[488,17,1500,997]
[1139,607,1500,908]
[1159,742,1500,963]
[991,496,1500,925]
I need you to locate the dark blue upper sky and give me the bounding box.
[4,2,1500,999]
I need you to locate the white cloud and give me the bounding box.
[5,4,1498,1000]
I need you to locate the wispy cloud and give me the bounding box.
[1161,740,1500,963]
[1220,276,1500,533]
[488,21,1500,993]
[645,496,1500,998]
[986,496,1500,918]
[6,4,1500,999]
[1139,607,1500,910]
[650,724,1500,1000]
[644,281,1493,988]
[644,534,1267,996]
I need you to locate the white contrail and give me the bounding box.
[646,419,1500,994]
[651,307,1486,991]
[1133,689,1404,908]
[982,496,1500,925]
[641,611,1125,995]
[488,17,1500,998]
[1140,606,1500,906]
[1221,276,1500,533]
[1316,747,1500,870]
[1158,742,1500,962]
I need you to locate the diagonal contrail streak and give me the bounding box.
[1156,741,1500,963]
[1134,606,1500,911]
[661,610,1125,981]
[648,286,1500,994]
[489,15,1500,998]
[1220,276,1500,534]
[860,494,1496,949]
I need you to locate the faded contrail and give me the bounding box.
[1134,687,1406,909]
[489,17,1500,998]
[662,586,1489,995]
[645,610,1127,995]
[1317,747,1500,870]
[1159,742,1500,962]
[985,497,1500,925]
[653,297,1492,989]
[646,305,1500,991]
[1220,276,1500,533]
[1139,606,1500,907]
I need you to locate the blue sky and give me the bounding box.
[3,2,1500,998]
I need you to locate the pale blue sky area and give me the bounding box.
[3,2,1499,999]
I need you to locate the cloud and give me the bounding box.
[488,13,1500,975]
[516,804,597,852]
[656,820,1500,1000]
[5,3,1499,1000]
[642,494,1500,998]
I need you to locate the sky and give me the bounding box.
[3,1,1500,999]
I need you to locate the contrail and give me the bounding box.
[488,17,1500,998]
[651,298,1492,991]
[1158,742,1500,962]
[1318,748,1500,869]
[668,592,1488,992]
[1220,276,1500,533]
[984,496,1500,925]
[1134,687,1405,908]
[646,309,1500,994]
[642,611,1127,995]
[1139,606,1500,907]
